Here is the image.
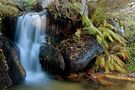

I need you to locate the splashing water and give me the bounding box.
[15,13,48,85]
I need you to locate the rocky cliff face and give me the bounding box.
[0,35,25,89]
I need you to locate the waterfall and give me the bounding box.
[14,0,54,85]
[15,12,48,84]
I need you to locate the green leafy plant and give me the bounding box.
[81,0,129,73]
[24,0,37,11]
[91,0,107,27]
[82,15,128,73]
[95,45,129,73]
[48,1,82,20]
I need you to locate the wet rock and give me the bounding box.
[58,35,103,72]
[45,15,80,44]
[2,16,17,41]
[0,50,12,89]
[0,35,25,89]
[46,10,82,44]
[39,36,103,74]
[39,43,65,74]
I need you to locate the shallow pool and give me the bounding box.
[10,79,135,90]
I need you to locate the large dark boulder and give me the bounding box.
[39,43,65,74]
[58,35,103,72]
[39,36,103,74]
[0,35,25,89]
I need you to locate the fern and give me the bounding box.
[24,0,37,11]
[48,1,82,20]
[91,0,107,27]
[96,52,127,73]
[82,15,128,73]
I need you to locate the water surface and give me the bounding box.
[10,79,135,90]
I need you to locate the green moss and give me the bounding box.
[0,0,19,29]
[0,0,19,17]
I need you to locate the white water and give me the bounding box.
[15,13,48,85]
[14,0,54,85]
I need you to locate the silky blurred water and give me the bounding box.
[15,13,48,84]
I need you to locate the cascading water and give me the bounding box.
[15,12,48,84]
[14,0,54,85]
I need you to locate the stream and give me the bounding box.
[10,79,135,90]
